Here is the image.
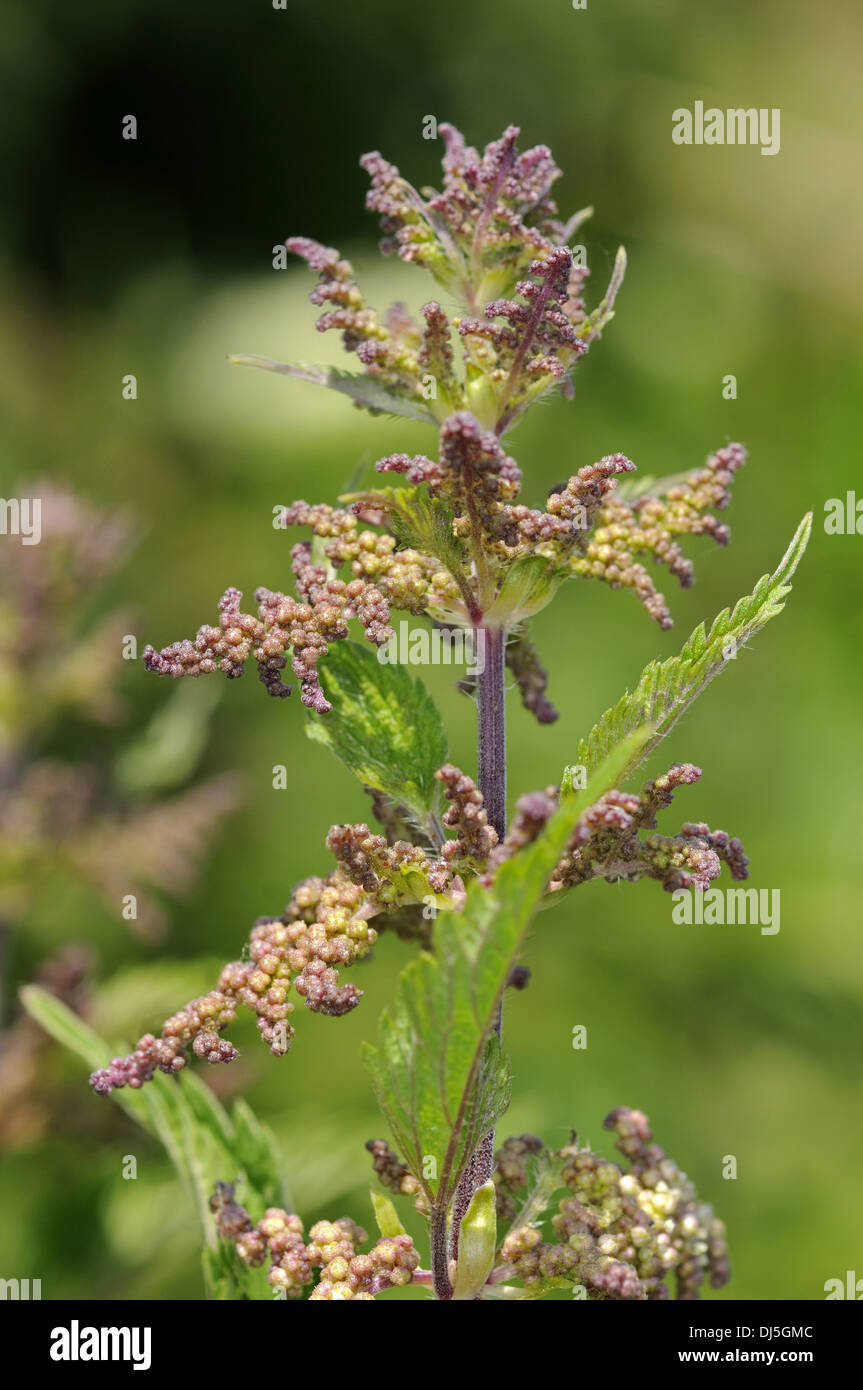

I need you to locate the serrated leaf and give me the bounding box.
[202,1243,271,1301]
[22,984,230,1241]
[20,985,285,1294]
[577,245,626,342]
[306,640,447,824]
[177,1088,235,1240]
[559,762,587,801]
[576,513,812,785]
[232,1099,289,1210]
[227,355,436,424]
[505,1147,562,1238]
[389,492,464,578]
[342,484,465,580]
[363,727,652,1212]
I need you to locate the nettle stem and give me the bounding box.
[476,626,507,841]
[430,1206,452,1300]
[431,624,508,1300]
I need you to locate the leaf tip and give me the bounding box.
[772,511,813,586]
[370,1186,407,1239]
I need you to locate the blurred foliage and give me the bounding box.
[1,0,861,1301]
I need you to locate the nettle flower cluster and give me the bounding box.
[96,126,752,1098]
[144,124,744,712]
[89,751,746,1095]
[217,1106,728,1302]
[141,438,743,713]
[492,1108,729,1301]
[209,1183,419,1301]
[77,125,812,1302]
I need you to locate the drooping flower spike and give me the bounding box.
[89,758,744,1095]
[234,124,624,435]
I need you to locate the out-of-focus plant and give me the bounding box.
[1,483,241,1147]
[0,482,240,943]
[26,126,810,1300]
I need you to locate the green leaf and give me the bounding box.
[227,356,436,424]
[19,984,155,1131]
[202,1243,271,1302]
[363,727,652,1212]
[390,492,465,578]
[577,245,627,342]
[452,1181,497,1300]
[504,1147,562,1239]
[576,513,812,786]
[232,1099,289,1211]
[341,484,465,581]
[20,985,286,1295]
[114,681,223,794]
[369,1187,407,1238]
[306,640,448,824]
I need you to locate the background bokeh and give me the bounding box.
[1,0,861,1300]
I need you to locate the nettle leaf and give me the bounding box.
[20,985,286,1293]
[389,491,464,578]
[114,680,223,795]
[306,640,448,824]
[577,513,812,786]
[342,484,465,578]
[227,355,437,424]
[577,245,627,342]
[202,1243,271,1302]
[363,727,651,1212]
[231,1099,286,1211]
[505,1147,562,1238]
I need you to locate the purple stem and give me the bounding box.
[477,626,507,841]
[448,625,507,1270]
[431,1205,453,1300]
[429,626,508,1297]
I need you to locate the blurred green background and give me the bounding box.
[1,0,861,1300]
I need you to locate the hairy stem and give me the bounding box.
[446,623,507,1279]
[476,625,507,840]
[464,471,496,614]
[430,1205,453,1300]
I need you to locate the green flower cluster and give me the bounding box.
[494,1109,730,1301]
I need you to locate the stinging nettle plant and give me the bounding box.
[27,124,811,1301]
